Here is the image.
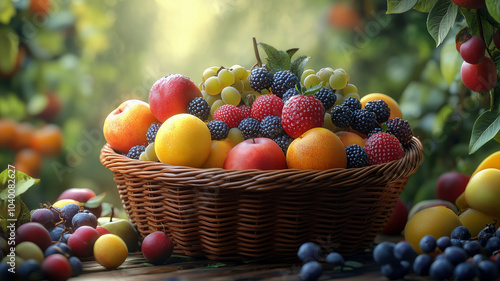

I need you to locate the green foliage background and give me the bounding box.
[0,0,498,211]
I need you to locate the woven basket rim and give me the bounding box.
[100,136,424,191]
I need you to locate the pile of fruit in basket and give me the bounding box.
[103,41,414,170]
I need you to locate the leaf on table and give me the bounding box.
[386,0,418,14]
[427,0,458,47]
[84,193,106,208]
[344,260,364,268]
[0,169,40,200]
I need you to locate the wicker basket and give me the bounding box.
[100,136,423,261]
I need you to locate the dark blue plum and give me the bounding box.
[17,259,43,281]
[453,262,476,281]
[477,260,498,281]
[393,241,417,263]
[485,237,500,256]
[297,242,322,262]
[300,261,322,281]
[325,252,344,267]
[49,225,64,242]
[419,235,437,253]
[69,256,83,276]
[437,236,451,252]
[444,246,468,265]
[381,261,410,280]
[473,254,489,265]
[373,241,397,265]
[463,240,482,257]
[60,203,81,227]
[451,226,472,240]
[429,258,454,281]
[413,254,433,276]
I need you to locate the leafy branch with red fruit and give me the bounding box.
[386,0,500,153]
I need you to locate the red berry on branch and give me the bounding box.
[455,31,472,53]
[451,0,485,9]
[461,57,497,93]
[460,36,486,64]
[494,29,500,50]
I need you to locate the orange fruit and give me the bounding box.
[0,119,16,147]
[471,151,500,177]
[11,122,35,151]
[155,114,211,168]
[459,208,500,237]
[336,131,365,147]
[404,206,462,253]
[327,2,362,30]
[14,148,42,177]
[360,93,403,120]
[28,0,51,16]
[286,127,346,170]
[29,124,63,157]
[202,140,233,168]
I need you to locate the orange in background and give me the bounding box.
[29,124,63,157]
[11,122,35,151]
[15,148,42,177]
[336,131,366,147]
[0,119,16,147]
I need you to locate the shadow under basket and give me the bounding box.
[100,137,423,261]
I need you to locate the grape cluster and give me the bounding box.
[296,242,346,281]
[373,224,500,280]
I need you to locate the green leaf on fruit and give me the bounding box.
[486,0,500,23]
[413,0,438,12]
[302,83,323,96]
[258,42,291,74]
[0,0,15,24]
[290,56,310,81]
[469,87,500,154]
[426,0,458,47]
[0,169,40,200]
[84,192,106,208]
[386,0,418,14]
[0,26,19,73]
[286,48,299,59]
[459,8,497,46]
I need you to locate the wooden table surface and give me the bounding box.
[70,236,434,281]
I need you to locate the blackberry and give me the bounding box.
[342,97,362,111]
[351,109,379,135]
[330,105,353,129]
[364,100,390,123]
[314,87,336,111]
[126,145,146,160]
[345,144,369,168]
[187,97,210,121]
[273,134,294,155]
[146,122,162,143]
[367,126,383,138]
[283,88,300,104]
[238,118,260,140]
[207,120,230,140]
[271,70,299,98]
[385,118,413,147]
[249,67,273,93]
[259,115,284,139]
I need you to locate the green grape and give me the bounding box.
[344,92,360,100]
[16,241,44,264]
[304,74,323,88]
[334,93,344,106]
[329,69,349,90]
[205,76,222,95]
[201,90,209,100]
[227,127,244,146]
[218,69,235,88]
[231,66,249,80]
[338,83,358,96]
[301,69,316,85]
[210,99,225,116]
[202,67,217,82]
[206,93,221,107]
[242,78,252,91]
[139,151,148,161]
[145,142,158,162]
[317,68,334,87]
[221,86,241,106]
[231,79,244,93]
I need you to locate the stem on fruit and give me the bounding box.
[110,205,114,222]
[252,37,262,68]
[477,9,494,59]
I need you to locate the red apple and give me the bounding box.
[451,0,485,9]
[68,226,100,258]
[149,74,203,122]
[96,226,111,236]
[58,188,102,218]
[381,199,408,235]
[141,231,175,265]
[461,55,497,93]
[223,138,287,170]
[435,172,470,204]
[103,99,159,154]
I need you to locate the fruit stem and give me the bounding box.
[252,37,262,68]
[477,9,494,59]
[110,205,114,222]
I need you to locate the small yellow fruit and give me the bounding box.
[464,168,500,217]
[459,208,500,237]
[202,140,233,168]
[471,151,500,177]
[53,199,81,209]
[94,234,128,269]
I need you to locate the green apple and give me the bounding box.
[98,217,139,252]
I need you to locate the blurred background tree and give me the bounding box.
[0,0,498,211]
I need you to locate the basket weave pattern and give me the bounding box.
[100,137,423,260]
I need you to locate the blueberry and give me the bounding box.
[437,236,451,252]
[485,237,500,256]
[373,241,397,265]
[413,254,433,276]
[443,246,468,265]
[17,259,43,281]
[393,241,417,263]
[325,252,344,267]
[451,226,472,240]
[473,254,489,265]
[453,261,476,281]
[69,256,83,276]
[297,242,322,262]
[300,261,323,281]
[381,261,409,280]
[419,235,437,253]
[477,260,498,281]
[429,258,454,281]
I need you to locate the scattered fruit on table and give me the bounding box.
[464,168,500,218]
[141,231,175,265]
[381,198,408,235]
[407,199,459,220]
[435,171,470,205]
[97,217,139,252]
[223,137,287,170]
[93,234,128,269]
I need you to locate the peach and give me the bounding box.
[29,124,63,157]
[103,99,159,154]
[149,74,203,122]
[0,118,16,147]
[335,131,365,147]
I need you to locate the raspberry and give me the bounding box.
[127,145,146,160]
[351,109,379,135]
[343,97,361,111]
[345,144,369,168]
[259,115,284,139]
[250,94,284,122]
[283,88,300,104]
[364,100,390,124]
[207,120,230,140]
[249,67,273,93]
[271,70,299,98]
[330,105,353,129]
[213,104,243,128]
[146,122,162,143]
[281,95,325,139]
[314,87,336,111]
[364,132,405,165]
[237,104,251,119]
[187,97,210,121]
[238,118,260,140]
[273,134,294,155]
[385,118,413,147]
